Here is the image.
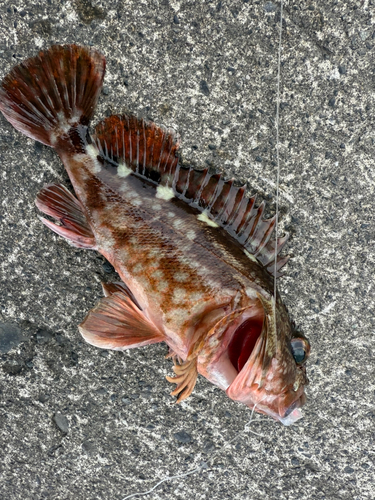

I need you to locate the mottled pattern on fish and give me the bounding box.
[0,44,310,425]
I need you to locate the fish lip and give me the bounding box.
[281,396,302,419]
[278,407,303,426]
[246,395,305,426]
[277,392,306,425]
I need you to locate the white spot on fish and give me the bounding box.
[57,111,70,133]
[118,162,132,178]
[151,269,164,279]
[156,185,175,201]
[244,249,257,262]
[70,114,81,125]
[119,248,129,260]
[152,203,162,211]
[174,272,188,282]
[167,212,175,218]
[157,280,169,292]
[120,190,142,207]
[133,263,143,274]
[172,308,189,322]
[86,144,97,158]
[197,211,219,227]
[172,288,186,303]
[73,153,86,162]
[209,337,219,348]
[173,219,184,229]
[149,248,160,258]
[189,291,204,301]
[98,235,117,254]
[86,144,102,173]
[245,287,258,299]
[186,230,196,240]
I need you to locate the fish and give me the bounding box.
[0,44,310,425]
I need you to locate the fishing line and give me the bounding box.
[273,0,283,315]
[121,399,266,500]
[121,4,284,499]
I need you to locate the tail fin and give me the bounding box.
[0,44,105,147]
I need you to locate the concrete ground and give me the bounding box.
[0,1,374,499]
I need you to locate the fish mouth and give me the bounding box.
[227,315,264,373]
[224,309,307,426]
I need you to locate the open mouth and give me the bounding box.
[227,316,264,373]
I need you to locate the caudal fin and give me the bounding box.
[0,44,105,146]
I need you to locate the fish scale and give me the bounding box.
[0,43,310,424]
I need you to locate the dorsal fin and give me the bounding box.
[93,114,289,277]
[93,113,179,185]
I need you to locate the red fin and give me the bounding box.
[93,113,179,184]
[166,356,198,403]
[35,183,95,249]
[101,281,142,311]
[0,44,105,146]
[79,291,164,350]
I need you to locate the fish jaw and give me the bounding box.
[197,293,309,425]
[225,331,309,425]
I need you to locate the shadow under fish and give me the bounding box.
[0,44,310,425]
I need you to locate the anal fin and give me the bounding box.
[79,290,164,350]
[35,183,95,249]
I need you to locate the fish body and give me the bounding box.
[0,45,310,425]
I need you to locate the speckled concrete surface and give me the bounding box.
[0,1,374,499]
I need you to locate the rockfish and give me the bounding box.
[0,45,310,425]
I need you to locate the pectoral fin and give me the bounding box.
[166,355,198,403]
[79,291,164,350]
[35,183,95,249]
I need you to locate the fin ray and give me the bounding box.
[101,281,142,311]
[166,356,198,403]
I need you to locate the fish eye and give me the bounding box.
[290,338,309,365]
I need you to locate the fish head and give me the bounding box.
[225,292,310,425]
[198,292,310,425]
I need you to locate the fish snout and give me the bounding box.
[277,391,306,426]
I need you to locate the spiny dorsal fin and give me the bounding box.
[93,113,179,185]
[93,114,289,277]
